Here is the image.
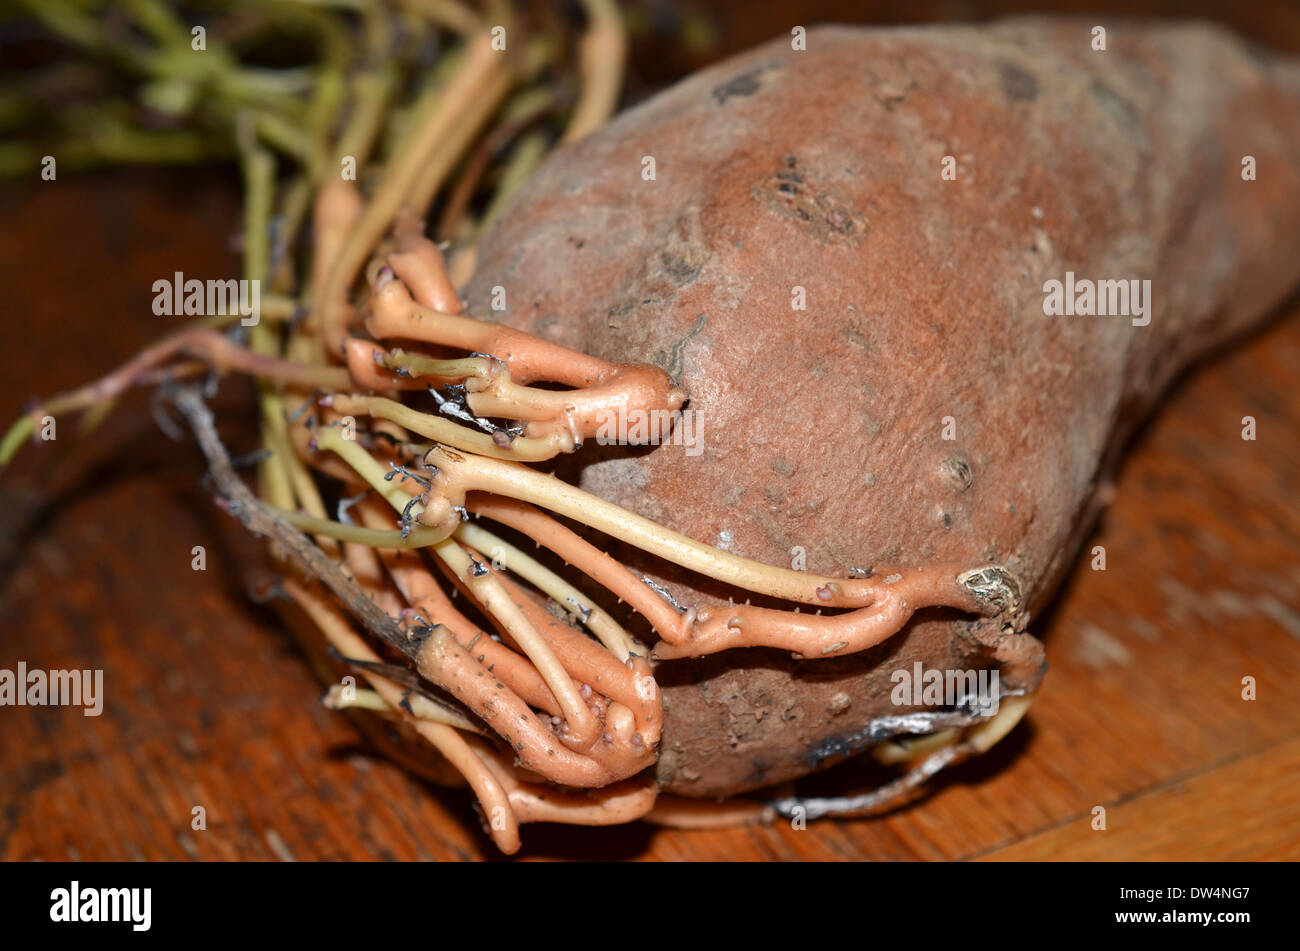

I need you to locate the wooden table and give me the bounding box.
[3,5,1299,861]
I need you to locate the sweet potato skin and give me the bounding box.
[466,20,1300,796]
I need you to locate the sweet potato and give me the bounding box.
[464,19,1300,797]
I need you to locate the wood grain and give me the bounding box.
[977,738,1300,861]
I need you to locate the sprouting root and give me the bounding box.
[1,6,1039,854]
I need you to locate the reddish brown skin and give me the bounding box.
[465,20,1300,797]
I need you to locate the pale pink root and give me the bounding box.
[419,447,973,612]
[475,743,659,827]
[33,328,350,430]
[419,448,999,658]
[311,180,364,307]
[645,796,772,829]
[343,338,433,392]
[342,495,407,616]
[468,493,684,639]
[287,404,381,485]
[412,625,627,787]
[491,572,649,713]
[491,572,661,768]
[365,281,686,444]
[416,722,521,853]
[355,515,564,716]
[465,365,687,446]
[419,561,657,786]
[507,779,658,827]
[389,210,465,314]
[342,336,499,393]
[356,277,685,449]
[352,505,652,795]
[431,548,658,779]
[437,541,606,751]
[311,180,364,351]
[447,245,477,289]
[282,578,521,853]
[369,279,606,383]
[476,488,985,662]
[653,569,984,659]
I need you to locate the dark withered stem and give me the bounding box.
[170,384,423,660]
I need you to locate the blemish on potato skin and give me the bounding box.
[998,60,1039,101]
[944,455,974,490]
[711,64,779,104]
[1090,78,1138,127]
[843,321,870,351]
[754,156,865,243]
[660,249,703,286]
[652,312,707,379]
[825,207,855,234]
